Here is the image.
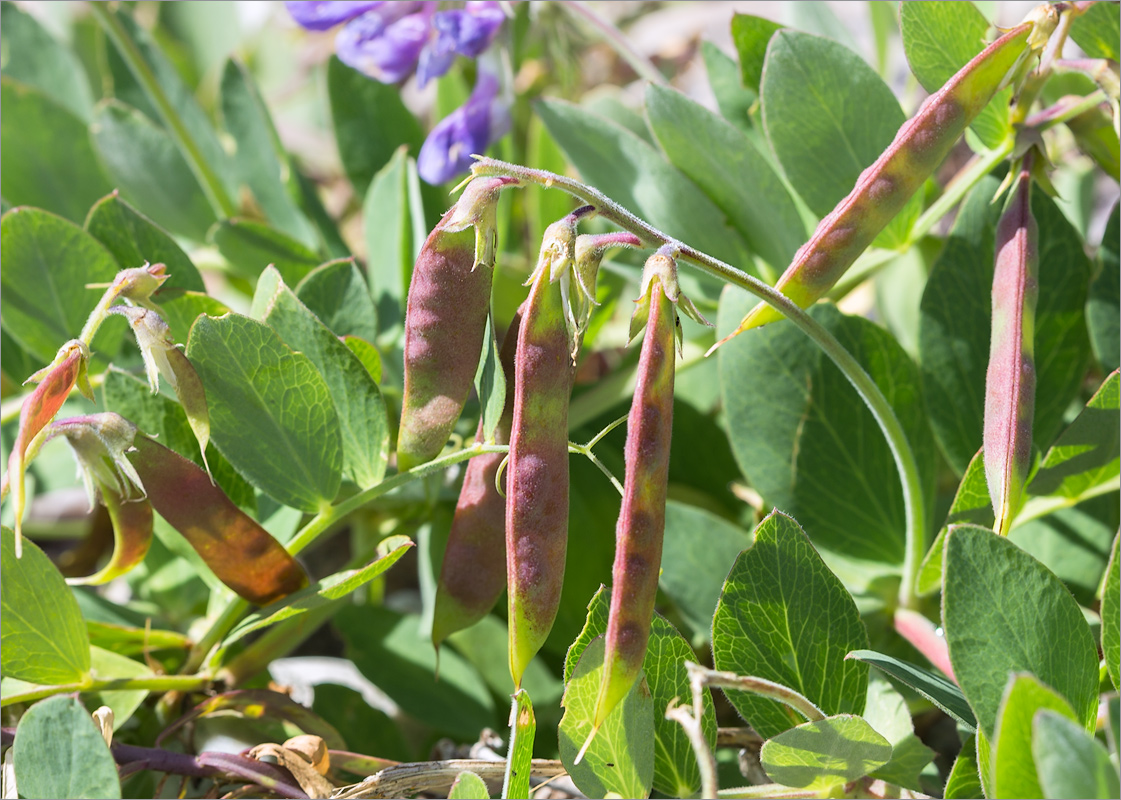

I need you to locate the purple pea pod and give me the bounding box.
[984,156,1038,536]
[397,175,518,472]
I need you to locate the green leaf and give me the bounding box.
[1009,494,1118,607]
[219,58,319,249]
[84,192,205,292]
[536,99,752,278]
[645,84,804,273]
[900,1,1013,149]
[942,525,1099,737]
[1069,0,1120,61]
[344,335,383,384]
[711,511,869,739]
[701,41,755,131]
[90,100,215,241]
[103,367,255,511]
[1102,533,1120,690]
[918,449,992,595]
[919,177,1094,474]
[451,771,491,800]
[847,649,977,730]
[104,10,237,205]
[991,673,1081,799]
[0,2,93,119]
[85,645,152,731]
[944,734,983,799]
[760,29,921,246]
[730,13,784,93]
[861,678,935,791]
[155,290,231,351]
[473,316,506,444]
[1029,371,1119,500]
[718,297,936,570]
[362,147,414,342]
[658,500,752,640]
[564,588,711,797]
[759,715,892,790]
[186,313,342,511]
[259,270,389,487]
[223,536,412,648]
[1087,204,1119,372]
[1,78,110,223]
[328,56,423,194]
[559,637,655,800]
[0,206,125,364]
[1,527,90,684]
[502,690,534,800]
[211,218,322,285]
[11,695,120,799]
[295,259,379,343]
[1033,709,1121,800]
[335,606,495,739]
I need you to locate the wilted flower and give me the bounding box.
[286,0,509,184]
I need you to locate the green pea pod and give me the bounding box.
[984,158,1038,536]
[507,219,579,688]
[431,309,522,648]
[398,176,517,471]
[724,17,1044,339]
[588,250,679,743]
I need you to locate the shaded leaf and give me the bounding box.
[731,13,784,93]
[701,41,755,130]
[0,77,110,223]
[295,259,378,342]
[1033,709,1121,800]
[362,147,414,342]
[0,3,93,119]
[991,673,1080,799]
[1087,204,1119,371]
[211,218,322,285]
[11,695,120,799]
[862,679,935,791]
[0,207,123,363]
[918,449,993,595]
[1069,0,1120,61]
[84,192,205,293]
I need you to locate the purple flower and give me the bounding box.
[336,3,433,83]
[417,2,506,86]
[284,1,384,31]
[418,70,509,185]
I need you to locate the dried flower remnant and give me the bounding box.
[397,176,518,471]
[722,14,1050,340]
[984,157,1038,536]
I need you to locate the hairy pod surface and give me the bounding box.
[398,212,493,471]
[507,269,574,687]
[593,269,677,730]
[432,310,523,647]
[984,162,1038,536]
[732,21,1035,334]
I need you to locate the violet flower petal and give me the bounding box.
[418,72,506,184]
[417,2,504,86]
[336,4,433,84]
[284,1,383,31]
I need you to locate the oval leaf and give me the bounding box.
[186,313,342,512]
[12,695,120,799]
[711,511,869,739]
[942,524,1099,737]
[991,673,1080,799]
[760,714,892,791]
[1,527,90,685]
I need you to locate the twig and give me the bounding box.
[331,758,567,799]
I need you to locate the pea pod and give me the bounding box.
[431,309,522,647]
[725,16,1047,337]
[587,250,680,744]
[507,217,580,688]
[398,176,517,471]
[984,157,1037,536]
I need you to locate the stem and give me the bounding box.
[910,141,1014,244]
[472,157,928,609]
[88,4,237,220]
[688,664,825,723]
[558,2,668,86]
[0,673,209,708]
